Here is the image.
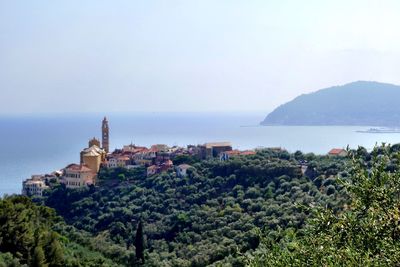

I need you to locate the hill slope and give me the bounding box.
[261,81,400,126]
[42,150,347,266]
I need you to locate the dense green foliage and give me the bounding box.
[42,149,347,266]
[247,144,400,266]
[0,196,122,267]
[261,81,400,126]
[6,145,400,266]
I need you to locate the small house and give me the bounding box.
[176,164,193,177]
[328,148,347,157]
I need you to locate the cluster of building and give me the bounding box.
[22,117,110,196]
[22,117,256,197]
[21,115,351,199]
[21,173,60,197]
[62,117,109,189]
[106,142,240,177]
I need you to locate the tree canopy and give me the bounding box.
[40,149,348,266]
[247,144,400,266]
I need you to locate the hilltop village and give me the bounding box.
[22,117,257,197]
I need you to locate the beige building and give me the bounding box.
[62,164,96,188]
[80,145,106,172]
[22,175,49,197]
[199,142,232,159]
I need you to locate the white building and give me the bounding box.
[106,156,130,168]
[176,164,193,177]
[62,164,96,188]
[107,157,119,168]
[22,176,49,197]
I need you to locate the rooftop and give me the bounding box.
[328,148,346,155]
[65,163,93,172]
[204,142,232,148]
[82,145,105,156]
[23,179,47,185]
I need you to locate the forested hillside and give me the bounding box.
[261,81,400,126]
[0,195,123,267]
[4,145,400,266]
[41,149,348,266]
[248,144,400,266]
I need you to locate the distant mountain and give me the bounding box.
[261,81,400,126]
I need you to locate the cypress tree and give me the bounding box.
[134,220,145,264]
[32,246,47,267]
[47,237,64,267]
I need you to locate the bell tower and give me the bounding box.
[102,117,109,153]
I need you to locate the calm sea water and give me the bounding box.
[1,112,400,196]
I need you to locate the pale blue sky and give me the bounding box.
[1,0,400,114]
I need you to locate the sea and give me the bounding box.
[2,112,400,197]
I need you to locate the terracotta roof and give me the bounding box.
[328,148,346,155]
[138,148,149,153]
[225,150,241,155]
[65,164,93,172]
[122,144,148,152]
[129,147,147,153]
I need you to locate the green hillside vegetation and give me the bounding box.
[0,195,123,267]
[5,145,399,266]
[247,144,400,266]
[41,149,348,266]
[261,81,400,126]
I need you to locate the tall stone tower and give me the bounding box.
[102,117,109,153]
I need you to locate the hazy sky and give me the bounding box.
[2,0,400,114]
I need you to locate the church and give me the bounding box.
[80,117,109,172]
[62,117,110,188]
[80,116,109,169]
